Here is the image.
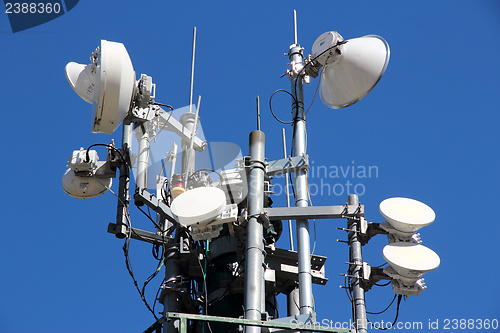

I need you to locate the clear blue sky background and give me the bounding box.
[1,1,499,332]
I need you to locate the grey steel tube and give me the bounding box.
[115,121,133,238]
[180,112,196,180]
[347,194,367,333]
[289,44,314,315]
[244,130,266,333]
[163,243,182,333]
[282,128,294,251]
[136,123,150,190]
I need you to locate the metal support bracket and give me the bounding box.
[107,223,166,245]
[263,204,364,221]
[266,155,309,176]
[134,188,177,224]
[157,108,207,152]
[142,312,351,333]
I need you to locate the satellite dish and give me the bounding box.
[62,169,111,199]
[171,187,227,226]
[312,32,390,109]
[383,242,440,278]
[91,40,136,134]
[380,197,435,233]
[65,62,96,103]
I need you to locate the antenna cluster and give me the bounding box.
[61,11,439,333]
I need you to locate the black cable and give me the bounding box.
[291,40,347,117]
[197,251,214,333]
[367,295,403,330]
[207,258,245,306]
[374,280,392,287]
[367,294,397,315]
[122,238,158,319]
[268,89,297,124]
[137,205,162,231]
[85,143,128,169]
[151,102,174,110]
[152,277,166,317]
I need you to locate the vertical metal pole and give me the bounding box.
[163,243,182,333]
[282,128,294,252]
[347,194,367,333]
[189,27,197,114]
[288,26,314,314]
[287,287,300,317]
[244,130,266,333]
[136,122,150,191]
[115,121,133,238]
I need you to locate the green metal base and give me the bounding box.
[144,312,352,333]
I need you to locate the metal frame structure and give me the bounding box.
[63,9,440,333]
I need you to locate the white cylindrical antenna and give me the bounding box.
[169,143,178,181]
[184,95,201,185]
[282,128,294,251]
[293,9,298,45]
[189,27,197,113]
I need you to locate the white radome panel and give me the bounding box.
[317,34,390,109]
[380,197,435,233]
[91,40,136,134]
[383,242,440,278]
[65,62,96,103]
[62,169,111,199]
[171,187,227,226]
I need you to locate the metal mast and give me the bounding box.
[288,9,314,316]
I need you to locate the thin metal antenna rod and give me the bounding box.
[288,10,314,315]
[257,96,261,130]
[282,128,294,251]
[293,9,298,45]
[189,27,197,113]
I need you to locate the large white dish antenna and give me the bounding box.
[383,242,440,278]
[314,33,390,109]
[91,40,136,134]
[380,197,435,233]
[65,62,96,103]
[62,169,111,199]
[170,187,227,226]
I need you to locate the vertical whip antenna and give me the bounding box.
[256,96,261,131]
[189,27,197,113]
[293,9,298,45]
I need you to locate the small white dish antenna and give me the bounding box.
[383,242,440,278]
[65,62,96,103]
[91,40,136,134]
[379,197,435,233]
[312,32,390,109]
[170,187,227,226]
[62,169,111,199]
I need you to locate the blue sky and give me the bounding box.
[1,1,499,332]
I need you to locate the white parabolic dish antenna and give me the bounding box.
[379,197,435,233]
[62,169,112,199]
[313,33,390,109]
[91,40,136,134]
[383,242,440,278]
[65,62,96,103]
[171,187,227,226]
